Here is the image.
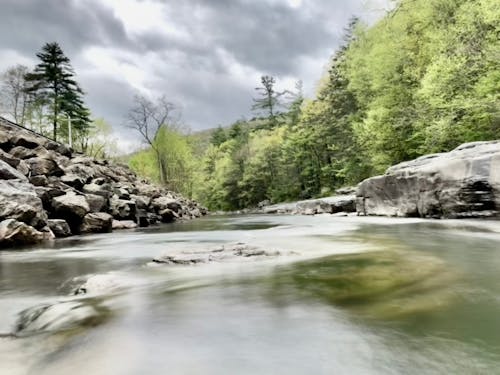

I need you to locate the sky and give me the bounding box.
[0,0,391,149]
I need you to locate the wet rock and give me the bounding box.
[159,208,177,223]
[74,274,128,295]
[0,180,47,228]
[48,219,72,238]
[0,159,28,181]
[152,196,182,213]
[356,140,500,218]
[15,300,109,336]
[80,212,113,234]
[0,219,46,247]
[112,220,137,230]
[152,243,283,265]
[130,194,151,210]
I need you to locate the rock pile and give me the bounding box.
[0,123,207,247]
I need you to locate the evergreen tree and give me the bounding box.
[252,75,283,128]
[25,42,90,142]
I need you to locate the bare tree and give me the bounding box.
[127,94,176,184]
[0,65,29,125]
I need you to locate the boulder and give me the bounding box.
[25,157,64,177]
[112,220,137,230]
[85,194,107,213]
[0,219,46,247]
[356,141,500,218]
[109,197,136,220]
[51,193,90,232]
[0,180,47,229]
[45,141,72,157]
[0,149,20,167]
[158,208,177,223]
[82,182,112,198]
[61,174,86,190]
[29,175,48,187]
[80,212,113,234]
[0,159,28,181]
[10,133,40,149]
[63,164,95,183]
[152,196,182,213]
[48,219,72,237]
[130,194,151,210]
[35,186,66,210]
[0,132,11,150]
[16,160,30,176]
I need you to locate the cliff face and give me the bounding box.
[356,141,500,218]
[0,117,207,247]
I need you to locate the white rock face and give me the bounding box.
[356,141,500,218]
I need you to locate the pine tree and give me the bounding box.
[252,75,283,128]
[25,42,90,142]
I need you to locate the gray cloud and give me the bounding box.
[0,0,390,141]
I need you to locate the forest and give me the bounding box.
[2,0,499,211]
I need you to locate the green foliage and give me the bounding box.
[25,42,91,142]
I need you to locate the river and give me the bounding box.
[1,214,500,374]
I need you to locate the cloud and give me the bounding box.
[0,0,392,148]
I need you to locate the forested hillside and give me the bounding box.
[129,0,499,210]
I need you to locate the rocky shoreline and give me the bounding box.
[0,119,207,248]
[259,141,500,220]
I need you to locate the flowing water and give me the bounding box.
[1,215,500,374]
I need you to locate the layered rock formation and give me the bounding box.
[356,141,500,218]
[0,118,207,247]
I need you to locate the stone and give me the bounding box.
[159,208,177,223]
[51,193,90,232]
[9,146,38,160]
[25,157,64,177]
[10,133,40,149]
[61,174,86,190]
[82,182,112,198]
[130,194,151,210]
[29,175,48,187]
[48,219,72,237]
[80,212,113,234]
[0,149,20,168]
[45,141,72,157]
[63,164,95,183]
[109,197,136,220]
[356,140,500,218]
[152,196,182,213]
[35,186,66,210]
[112,220,137,230]
[0,180,47,229]
[16,160,30,176]
[85,194,107,213]
[0,159,28,181]
[0,219,45,247]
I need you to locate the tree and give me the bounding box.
[0,65,29,125]
[210,126,227,146]
[252,75,283,128]
[25,42,90,142]
[127,94,177,185]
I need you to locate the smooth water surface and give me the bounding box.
[1,215,500,374]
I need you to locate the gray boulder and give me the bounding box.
[0,219,46,247]
[10,133,40,149]
[80,212,113,234]
[109,197,136,220]
[0,149,20,168]
[85,193,107,213]
[0,159,28,181]
[52,193,90,232]
[61,174,86,190]
[0,180,47,228]
[356,140,500,218]
[25,157,63,177]
[48,219,72,237]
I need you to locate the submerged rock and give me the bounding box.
[152,243,285,265]
[80,213,113,234]
[15,300,109,336]
[48,219,72,238]
[356,141,500,218]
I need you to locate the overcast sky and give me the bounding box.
[0,0,391,148]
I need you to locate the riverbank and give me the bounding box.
[0,118,207,248]
[257,140,500,220]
